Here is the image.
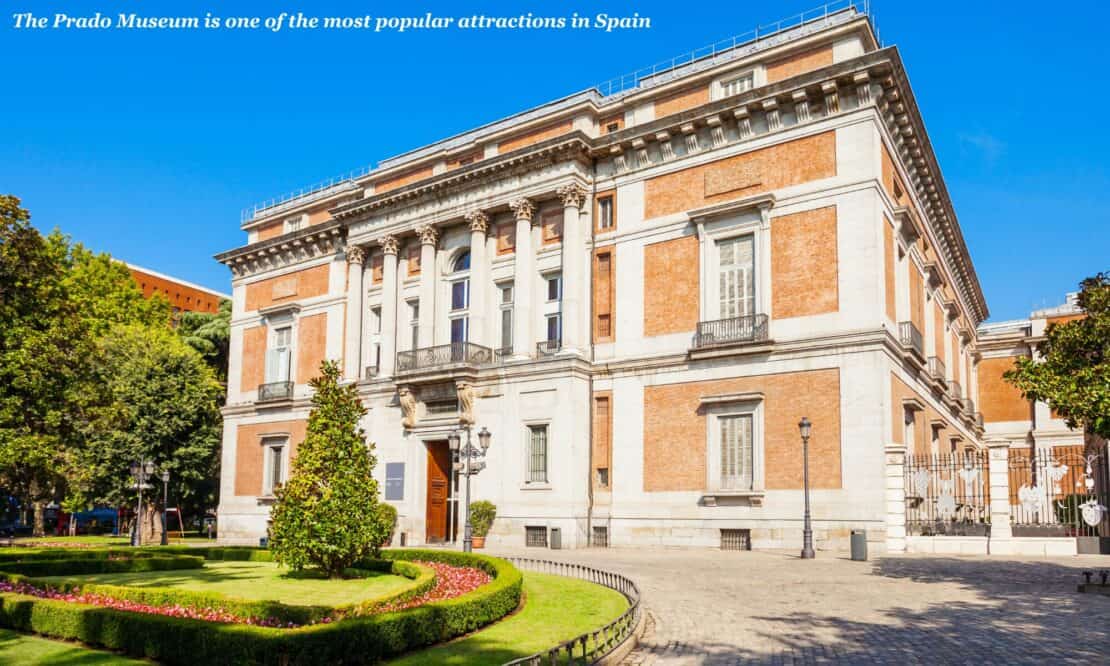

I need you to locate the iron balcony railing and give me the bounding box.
[364,365,379,380]
[396,342,493,373]
[494,346,514,364]
[899,321,924,358]
[693,314,769,349]
[927,356,946,381]
[536,340,561,357]
[947,380,963,401]
[257,381,293,402]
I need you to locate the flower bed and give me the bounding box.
[0,548,523,664]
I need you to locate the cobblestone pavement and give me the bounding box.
[488,547,1110,665]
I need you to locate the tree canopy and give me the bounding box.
[1006,272,1110,447]
[269,361,389,578]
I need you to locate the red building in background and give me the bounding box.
[126,263,229,314]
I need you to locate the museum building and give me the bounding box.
[214,5,1031,551]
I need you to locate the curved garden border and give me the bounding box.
[0,547,523,664]
[502,558,642,666]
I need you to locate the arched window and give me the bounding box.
[453,250,471,273]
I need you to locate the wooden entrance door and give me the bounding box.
[425,441,451,542]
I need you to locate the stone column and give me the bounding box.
[416,225,438,349]
[557,184,586,354]
[510,198,535,358]
[377,236,400,377]
[987,439,1014,553]
[343,245,366,381]
[465,210,490,348]
[884,444,907,553]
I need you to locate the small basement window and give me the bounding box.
[721,528,751,551]
[592,526,610,548]
[525,526,548,547]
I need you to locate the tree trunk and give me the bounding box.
[138,502,164,546]
[32,501,45,538]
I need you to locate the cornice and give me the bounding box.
[214,220,344,278]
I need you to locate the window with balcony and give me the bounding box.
[545,313,561,343]
[718,235,754,318]
[450,251,470,344]
[265,325,292,384]
[408,300,420,350]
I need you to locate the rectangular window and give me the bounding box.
[262,437,287,495]
[718,235,755,318]
[719,414,754,490]
[721,73,754,97]
[596,467,609,488]
[525,526,548,547]
[546,314,561,343]
[597,195,614,230]
[594,251,613,341]
[282,216,304,233]
[500,308,513,350]
[371,307,382,334]
[385,462,405,501]
[451,280,469,311]
[528,425,548,483]
[546,275,562,302]
[409,300,420,350]
[450,317,468,343]
[265,325,292,383]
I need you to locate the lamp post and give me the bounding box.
[128,458,156,547]
[798,417,815,559]
[160,469,171,546]
[448,426,491,553]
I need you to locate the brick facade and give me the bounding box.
[643,235,699,336]
[766,45,834,83]
[244,263,330,312]
[770,205,838,319]
[234,420,307,496]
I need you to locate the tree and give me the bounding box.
[269,361,388,578]
[70,325,222,544]
[177,298,231,386]
[1006,272,1110,454]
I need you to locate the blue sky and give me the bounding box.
[4,1,1107,321]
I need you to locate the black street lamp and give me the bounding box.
[160,469,171,546]
[448,426,491,553]
[798,417,815,559]
[128,458,156,547]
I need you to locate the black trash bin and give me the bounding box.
[850,530,867,561]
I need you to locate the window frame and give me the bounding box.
[523,422,551,486]
[261,436,289,497]
[498,282,514,351]
[407,299,420,351]
[545,313,562,343]
[695,207,770,327]
[704,397,764,494]
[595,191,616,233]
[545,274,562,302]
[264,316,295,384]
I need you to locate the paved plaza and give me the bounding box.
[489,546,1110,665]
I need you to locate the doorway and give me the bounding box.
[425,440,451,542]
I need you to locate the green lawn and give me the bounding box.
[36,561,413,606]
[0,629,145,665]
[387,571,630,666]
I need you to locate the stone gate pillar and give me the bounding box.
[885,444,907,553]
[987,439,1014,554]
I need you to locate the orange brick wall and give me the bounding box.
[256,222,284,242]
[497,120,573,154]
[295,313,328,384]
[643,368,842,491]
[643,235,699,336]
[933,302,946,361]
[599,114,625,133]
[979,355,1032,423]
[244,264,330,312]
[644,132,836,219]
[771,206,838,319]
[593,249,616,342]
[654,85,710,118]
[234,420,307,496]
[447,151,482,170]
[890,374,963,455]
[909,265,924,333]
[766,45,834,83]
[883,216,896,322]
[240,325,266,392]
[375,165,435,194]
[130,267,223,314]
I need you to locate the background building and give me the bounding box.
[127,262,228,314]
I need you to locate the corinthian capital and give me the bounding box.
[416,224,439,246]
[557,183,587,210]
[346,245,367,265]
[378,234,400,255]
[509,198,536,223]
[465,210,490,234]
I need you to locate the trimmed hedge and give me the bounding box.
[0,549,522,664]
[0,555,204,577]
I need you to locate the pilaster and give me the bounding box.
[510,198,535,358]
[343,245,366,381]
[377,235,400,377]
[416,225,438,349]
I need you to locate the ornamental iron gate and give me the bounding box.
[1009,446,1110,542]
[904,450,990,536]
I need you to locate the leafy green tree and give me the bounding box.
[1006,272,1110,453]
[70,324,222,544]
[269,361,388,578]
[177,298,231,385]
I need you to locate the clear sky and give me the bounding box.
[4,0,1106,321]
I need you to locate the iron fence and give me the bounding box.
[1009,446,1109,538]
[503,558,641,666]
[257,381,293,402]
[904,451,990,536]
[396,342,493,372]
[693,314,769,349]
